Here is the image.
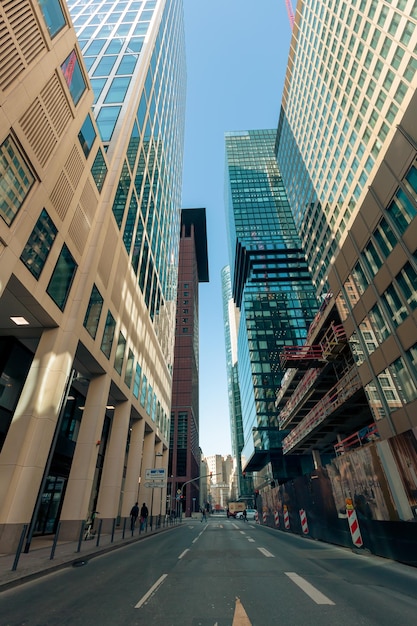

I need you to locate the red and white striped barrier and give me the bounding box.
[274,511,280,527]
[346,499,363,547]
[262,511,267,524]
[255,511,259,523]
[283,505,290,529]
[299,508,309,534]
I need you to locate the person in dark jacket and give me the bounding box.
[140,502,149,530]
[130,502,139,531]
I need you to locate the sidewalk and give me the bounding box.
[0,519,180,593]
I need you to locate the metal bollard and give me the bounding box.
[12,524,28,571]
[50,521,61,560]
[95,518,103,547]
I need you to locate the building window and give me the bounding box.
[114,331,126,375]
[140,374,147,407]
[61,51,86,105]
[38,0,66,37]
[146,383,152,415]
[20,209,57,278]
[0,135,35,226]
[78,115,96,158]
[91,149,107,192]
[46,244,77,310]
[96,106,122,142]
[389,357,417,405]
[83,284,103,339]
[125,349,134,388]
[133,363,142,399]
[100,310,116,358]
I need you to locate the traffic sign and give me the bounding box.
[145,481,166,488]
[145,468,166,479]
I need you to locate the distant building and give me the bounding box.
[224,129,318,484]
[168,209,209,517]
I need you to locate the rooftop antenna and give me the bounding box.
[285,0,295,29]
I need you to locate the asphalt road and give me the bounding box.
[2,516,417,625]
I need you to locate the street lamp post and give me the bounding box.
[150,452,163,529]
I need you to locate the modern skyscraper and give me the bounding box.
[221,265,252,499]
[274,1,417,521]
[168,208,208,517]
[277,0,417,294]
[224,129,318,484]
[0,0,186,551]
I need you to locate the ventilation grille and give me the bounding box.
[69,205,89,254]
[0,0,45,91]
[65,145,85,189]
[50,171,74,221]
[19,74,72,167]
[79,178,98,225]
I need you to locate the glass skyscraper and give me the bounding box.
[277,0,417,295]
[0,0,186,551]
[225,129,318,480]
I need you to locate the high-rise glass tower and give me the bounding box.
[225,129,318,481]
[277,0,417,295]
[274,1,417,520]
[0,0,186,551]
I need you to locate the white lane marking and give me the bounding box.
[247,538,255,542]
[258,547,274,557]
[178,548,190,559]
[135,574,167,608]
[240,531,246,535]
[285,572,335,605]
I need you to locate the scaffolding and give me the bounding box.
[282,365,362,453]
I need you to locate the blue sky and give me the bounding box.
[181,0,292,457]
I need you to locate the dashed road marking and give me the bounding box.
[258,547,274,557]
[285,572,335,605]
[178,548,189,559]
[135,574,167,608]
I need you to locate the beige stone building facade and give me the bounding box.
[0,0,186,551]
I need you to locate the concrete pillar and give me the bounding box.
[138,430,155,514]
[312,449,322,469]
[0,328,74,551]
[96,401,131,525]
[59,374,111,538]
[122,417,145,517]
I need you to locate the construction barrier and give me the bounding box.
[255,511,259,523]
[346,498,363,547]
[274,511,280,527]
[299,508,309,534]
[262,511,267,524]
[283,505,290,529]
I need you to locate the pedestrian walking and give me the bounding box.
[130,502,139,532]
[242,509,247,522]
[201,507,207,522]
[140,502,149,530]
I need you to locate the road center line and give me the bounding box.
[285,572,335,605]
[135,574,167,608]
[258,547,274,557]
[178,548,190,559]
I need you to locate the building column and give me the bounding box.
[122,417,145,517]
[96,401,131,530]
[59,374,111,540]
[0,328,74,552]
[312,449,322,469]
[137,430,156,516]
